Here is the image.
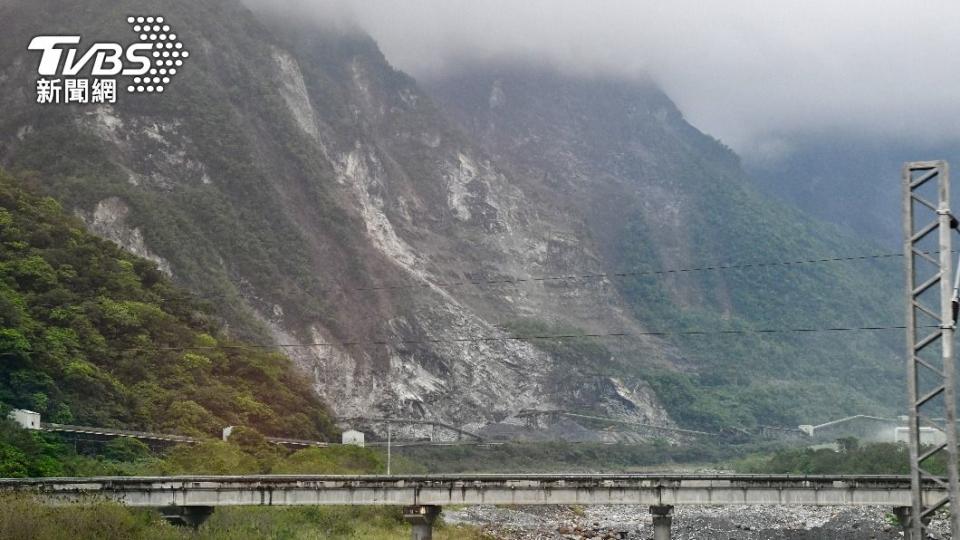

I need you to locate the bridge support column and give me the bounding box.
[160,505,214,529]
[893,506,929,539]
[650,505,673,540]
[403,505,441,540]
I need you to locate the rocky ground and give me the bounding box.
[444,505,951,539]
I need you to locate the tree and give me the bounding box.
[101,438,150,462]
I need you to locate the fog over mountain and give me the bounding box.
[2,3,959,536]
[0,0,910,437]
[246,0,960,158]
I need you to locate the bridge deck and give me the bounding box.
[0,474,944,508]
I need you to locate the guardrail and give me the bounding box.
[40,423,199,444]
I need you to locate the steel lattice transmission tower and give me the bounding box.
[903,160,960,537]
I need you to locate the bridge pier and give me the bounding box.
[403,505,441,540]
[650,504,673,540]
[892,506,930,539]
[160,505,214,529]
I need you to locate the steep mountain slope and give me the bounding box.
[0,0,904,436]
[0,170,335,439]
[744,135,960,248]
[423,65,905,429]
[0,0,676,439]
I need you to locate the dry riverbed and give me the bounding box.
[444,505,951,539]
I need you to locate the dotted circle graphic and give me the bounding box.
[125,15,187,94]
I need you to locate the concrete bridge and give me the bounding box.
[0,474,946,539]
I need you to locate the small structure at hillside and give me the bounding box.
[894,426,947,446]
[342,429,365,447]
[8,409,41,430]
[798,415,899,443]
[799,414,953,445]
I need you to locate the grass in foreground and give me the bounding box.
[0,496,488,540]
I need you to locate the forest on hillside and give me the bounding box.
[0,170,335,440]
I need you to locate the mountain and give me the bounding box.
[0,170,335,439]
[743,134,960,249]
[0,0,906,437]
[421,65,906,429]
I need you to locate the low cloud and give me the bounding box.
[250,0,960,155]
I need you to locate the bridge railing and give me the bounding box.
[0,473,946,537]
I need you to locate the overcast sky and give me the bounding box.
[258,1,960,158]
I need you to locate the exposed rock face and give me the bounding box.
[273,48,321,141]
[78,197,173,276]
[0,0,675,439]
[0,0,901,438]
[421,65,904,426]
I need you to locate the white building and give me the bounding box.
[798,415,899,443]
[342,429,365,447]
[894,426,947,446]
[8,409,41,430]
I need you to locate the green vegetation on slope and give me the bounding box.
[0,171,334,439]
[0,0,364,341]
[616,194,902,431]
[606,124,904,432]
[428,67,905,433]
[396,440,780,474]
[503,317,882,434]
[0,415,404,479]
[732,439,946,476]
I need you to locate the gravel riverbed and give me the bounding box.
[444,505,952,539]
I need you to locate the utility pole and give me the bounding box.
[387,421,392,475]
[903,160,960,538]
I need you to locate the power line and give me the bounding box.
[166,251,909,302]
[19,250,912,311]
[120,323,917,353]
